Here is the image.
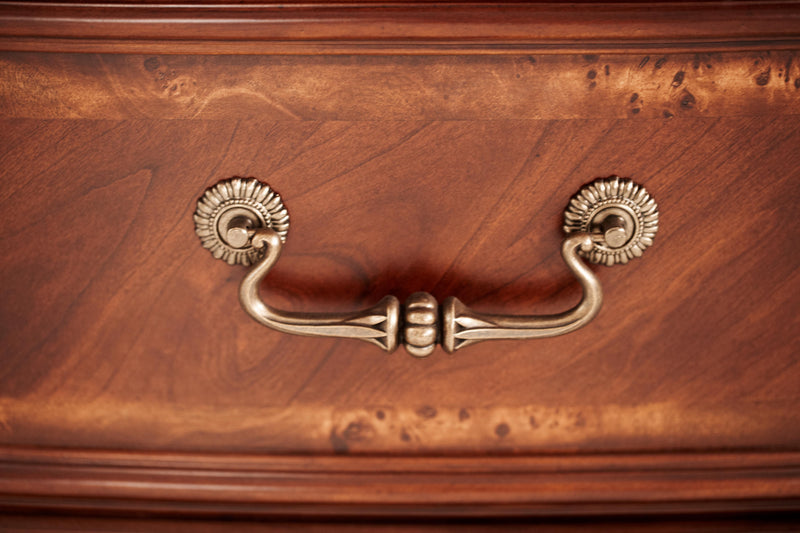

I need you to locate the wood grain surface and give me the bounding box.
[2,52,800,120]
[0,106,798,453]
[1,448,799,517]
[0,46,799,516]
[1,1,799,55]
[4,515,800,533]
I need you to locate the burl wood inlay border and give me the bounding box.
[1,52,799,120]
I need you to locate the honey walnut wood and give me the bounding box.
[0,2,799,520]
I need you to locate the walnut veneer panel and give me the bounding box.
[1,113,798,453]
[0,44,799,516]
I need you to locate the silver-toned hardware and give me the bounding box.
[563,176,659,266]
[403,292,439,358]
[441,233,600,353]
[196,176,657,355]
[600,214,628,248]
[238,228,598,356]
[241,228,401,352]
[194,177,289,266]
[225,216,256,249]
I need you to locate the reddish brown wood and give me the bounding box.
[1,52,799,120]
[1,2,800,54]
[0,448,798,517]
[0,3,799,520]
[3,516,800,533]
[0,110,798,456]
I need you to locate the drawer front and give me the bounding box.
[0,2,799,518]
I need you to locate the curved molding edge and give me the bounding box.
[1,2,800,54]
[0,447,799,517]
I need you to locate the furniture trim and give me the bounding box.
[1,447,799,517]
[1,2,800,54]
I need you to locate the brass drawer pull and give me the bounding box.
[240,227,401,353]
[441,233,599,353]
[195,177,658,357]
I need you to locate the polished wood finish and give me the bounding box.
[2,52,799,120]
[1,448,799,517]
[5,516,800,533]
[1,1,799,54]
[1,111,798,455]
[0,1,799,520]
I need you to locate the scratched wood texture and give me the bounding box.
[1,50,798,458]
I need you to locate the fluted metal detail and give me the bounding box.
[563,176,658,266]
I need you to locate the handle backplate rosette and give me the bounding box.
[194,177,290,266]
[563,176,659,266]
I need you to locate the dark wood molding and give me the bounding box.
[1,2,800,54]
[0,447,799,517]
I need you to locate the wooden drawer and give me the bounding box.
[0,1,799,520]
